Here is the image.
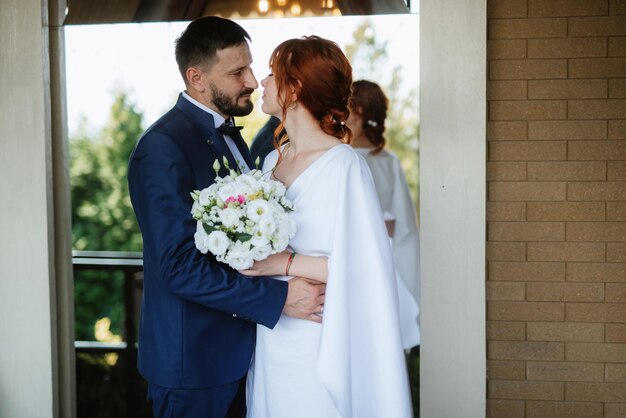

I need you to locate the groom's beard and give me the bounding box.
[210,82,254,117]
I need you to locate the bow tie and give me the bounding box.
[217,119,243,136]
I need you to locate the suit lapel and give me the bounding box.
[229,126,255,170]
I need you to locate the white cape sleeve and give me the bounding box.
[316,154,413,418]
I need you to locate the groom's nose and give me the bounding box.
[244,68,259,90]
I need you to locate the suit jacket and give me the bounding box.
[128,93,288,389]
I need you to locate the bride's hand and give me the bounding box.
[239,251,291,276]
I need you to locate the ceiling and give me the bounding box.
[64,0,411,25]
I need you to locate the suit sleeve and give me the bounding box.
[128,131,287,328]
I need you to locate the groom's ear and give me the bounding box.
[186,67,204,92]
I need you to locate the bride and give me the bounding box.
[240,36,413,418]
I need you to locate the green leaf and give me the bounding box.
[234,232,252,242]
[202,223,216,234]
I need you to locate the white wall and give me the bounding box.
[420,0,487,417]
[0,0,72,417]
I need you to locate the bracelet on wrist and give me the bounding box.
[285,252,296,276]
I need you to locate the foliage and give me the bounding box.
[344,19,420,210]
[70,92,144,340]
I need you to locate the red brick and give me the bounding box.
[567,262,626,282]
[488,121,529,141]
[566,382,626,402]
[491,101,567,120]
[609,120,626,139]
[606,324,626,342]
[527,321,604,341]
[608,161,626,180]
[610,79,626,98]
[529,0,608,16]
[487,242,527,261]
[489,380,564,400]
[569,140,626,160]
[569,58,626,78]
[489,301,564,321]
[490,141,567,161]
[489,221,565,241]
[527,361,604,382]
[569,16,626,36]
[528,37,607,58]
[490,341,565,361]
[488,360,527,380]
[487,399,525,418]
[611,0,626,15]
[490,18,568,39]
[488,0,528,18]
[606,283,626,302]
[606,363,626,382]
[529,79,607,99]
[527,162,606,181]
[490,59,567,80]
[526,282,604,302]
[488,80,527,100]
[488,39,527,59]
[609,37,626,56]
[568,182,626,201]
[528,120,607,140]
[608,202,626,220]
[567,221,626,241]
[488,320,527,340]
[488,202,527,221]
[566,303,626,322]
[528,242,605,262]
[488,281,526,300]
[490,261,566,281]
[566,343,626,362]
[608,243,626,262]
[526,400,604,417]
[606,403,626,418]
[569,99,626,119]
[487,162,527,181]
[527,202,605,221]
[490,181,566,201]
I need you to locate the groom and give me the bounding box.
[128,16,325,418]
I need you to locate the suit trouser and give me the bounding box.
[147,378,246,418]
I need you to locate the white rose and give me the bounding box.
[199,188,213,206]
[258,216,277,236]
[217,183,239,203]
[219,207,242,228]
[235,173,259,191]
[225,241,253,270]
[194,222,211,254]
[246,199,273,222]
[250,229,270,248]
[191,201,203,219]
[207,230,230,256]
[251,244,272,261]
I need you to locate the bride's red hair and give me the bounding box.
[268,36,353,153]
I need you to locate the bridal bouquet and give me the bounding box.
[190,158,296,270]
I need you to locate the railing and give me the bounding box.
[72,251,150,418]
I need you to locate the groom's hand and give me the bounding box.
[284,277,326,323]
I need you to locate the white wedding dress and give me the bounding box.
[246,144,412,418]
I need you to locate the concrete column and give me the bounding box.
[0,0,74,416]
[420,0,487,416]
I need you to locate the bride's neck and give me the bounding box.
[283,111,333,155]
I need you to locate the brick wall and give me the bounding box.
[486,1,626,417]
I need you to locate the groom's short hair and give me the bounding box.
[175,16,251,83]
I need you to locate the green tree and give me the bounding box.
[70,92,144,340]
[344,19,420,209]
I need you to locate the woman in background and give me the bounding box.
[347,80,421,350]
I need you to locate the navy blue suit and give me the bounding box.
[128,94,288,410]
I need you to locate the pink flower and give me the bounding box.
[237,194,246,204]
